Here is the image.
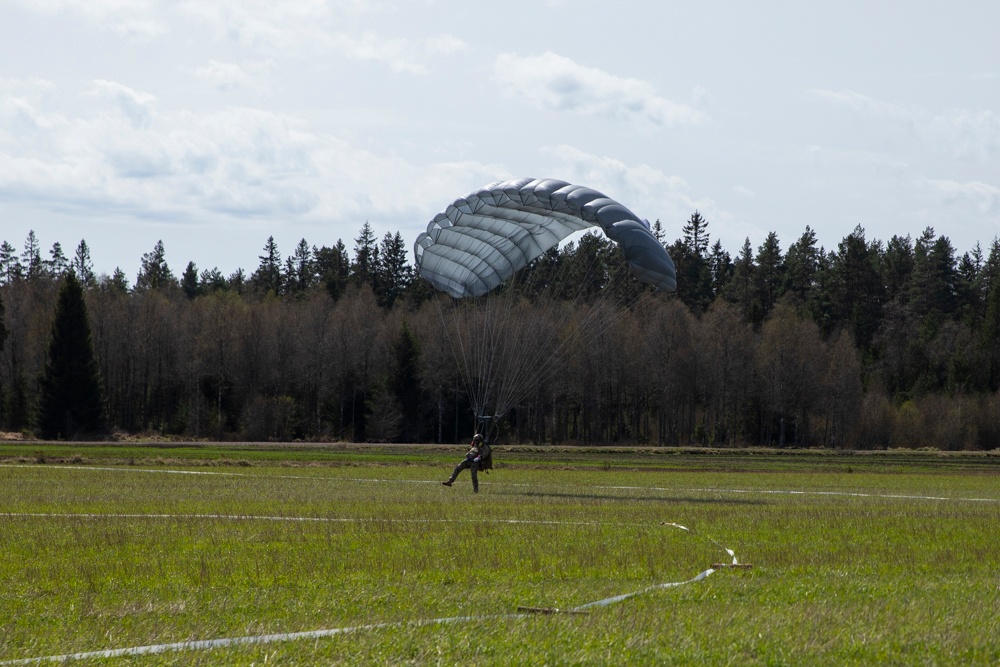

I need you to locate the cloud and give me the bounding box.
[494,52,705,129]
[929,179,1000,216]
[331,31,425,74]
[175,0,336,53]
[0,79,502,235]
[810,88,1000,161]
[194,60,275,91]
[925,108,1000,162]
[809,88,913,124]
[542,144,715,224]
[425,34,470,56]
[173,1,464,73]
[12,0,166,37]
[89,80,156,128]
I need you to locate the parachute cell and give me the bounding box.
[415,178,677,298]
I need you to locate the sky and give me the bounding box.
[1,0,999,280]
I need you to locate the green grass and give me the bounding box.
[1,445,998,665]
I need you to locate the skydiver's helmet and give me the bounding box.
[473,434,484,443]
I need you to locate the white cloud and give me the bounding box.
[0,79,503,235]
[89,80,156,129]
[194,60,275,91]
[811,88,1000,162]
[809,88,913,124]
[13,0,166,37]
[925,108,1000,162]
[929,179,1000,216]
[175,0,335,53]
[331,31,425,74]
[425,34,470,56]
[542,144,714,224]
[494,52,706,129]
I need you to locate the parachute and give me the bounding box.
[414,178,677,299]
[414,178,676,438]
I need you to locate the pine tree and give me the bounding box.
[0,241,20,285]
[783,226,820,308]
[37,272,106,439]
[284,238,315,294]
[73,240,96,285]
[105,268,130,294]
[882,234,914,305]
[135,240,176,290]
[352,222,379,288]
[46,242,69,277]
[314,241,350,301]
[251,236,283,295]
[181,261,201,299]
[376,231,411,308]
[199,267,227,293]
[673,211,714,312]
[724,238,757,323]
[21,230,42,280]
[753,231,784,325]
[829,226,883,352]
[708,239,733,300]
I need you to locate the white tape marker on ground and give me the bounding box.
[0,521,727,665]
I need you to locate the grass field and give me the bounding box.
[1,443,998,665]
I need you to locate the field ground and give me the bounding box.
[1,443,998,665]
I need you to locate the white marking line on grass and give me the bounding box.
[0,520,728,665]
[3,464,997,503]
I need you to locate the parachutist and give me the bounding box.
[442,434,491,493]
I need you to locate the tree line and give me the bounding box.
[2,215,1000,449]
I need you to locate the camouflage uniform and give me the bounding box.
[443,435,486,492]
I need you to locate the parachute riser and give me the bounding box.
[474,414,502,444]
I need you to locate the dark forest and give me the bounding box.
[3,212,1000,449]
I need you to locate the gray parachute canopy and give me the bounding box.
[414,178,677,298]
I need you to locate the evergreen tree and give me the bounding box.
[228,267,247,292]
[181,261,201,299]
[707,239,733,300]
[105,267,130,294]
[376,231,411,308]
[135,240,176,290]
[0,241,20,285]
[906,228,958,339]
[46,242,69,277]
[284,238,315,294]
[829,226,883,352]
[724,238,757,323]
[315,241,350,301]
[752,231,784,326]
[199,267,227,292]
[37,272,106,439]
[978,239,1000,390]
[651,219,667,244]
[673,211,714,312]
[783,226,821,308]
[21,230,42,280]
[251,236,283,295]
[882,234,914,304]
[351,221,379,288]
[955,245,983,327]
[73,240,96,285]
